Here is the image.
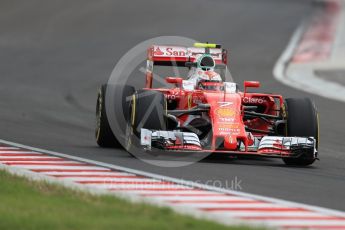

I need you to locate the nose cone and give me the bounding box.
[224,135,238,150]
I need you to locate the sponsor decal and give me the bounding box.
[153,46,187,57]
[218,123,241,135]
[192,95,203,104]
[153,47,164,56]
[219,123,240,129]
[182,80,194,90]
[166,91,179,100]
[166,47,187,56]
[218,130,240,135]
[215,108,236,117]
[218,101,233,107]
[219,117,235,122]
[153,46,224,61]
[243,97,267,104]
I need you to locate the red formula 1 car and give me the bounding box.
[96,43,319,166]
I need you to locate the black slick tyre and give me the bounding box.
[96,84,134,148]
[283,98,319,166]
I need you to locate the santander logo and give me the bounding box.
[153,46,187,57]
[153,47,164,56]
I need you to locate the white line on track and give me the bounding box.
[120,190,217,195]
[268,220,345,226]
[80,184,194,190]
[65,177,164,183]
[0,151,41,154]
[0,147,19,150]
[41,171,131,176]
[212,211,333,217]
[0,156,62,159]
[172,203,287,208]
[143,196,259,202]
[1,160,80,164]
[9,165,108,170]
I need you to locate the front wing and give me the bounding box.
[140,129,317,159]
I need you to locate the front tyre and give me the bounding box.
[283,98,319,166]
[96,85,117,147]
[96,84,134,148]
[126,90,167,152]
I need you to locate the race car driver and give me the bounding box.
[187,54,222,88]
[180,55,223,145]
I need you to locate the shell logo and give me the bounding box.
[216,108,236,117]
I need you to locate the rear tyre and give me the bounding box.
[282,98,319,166]
[96,84,134,148]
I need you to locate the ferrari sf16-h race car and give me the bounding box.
[96,43,319,166]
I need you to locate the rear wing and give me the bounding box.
[147,45,228,66]
[145,43,228,88]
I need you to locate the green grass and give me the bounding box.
[0,170,259,230]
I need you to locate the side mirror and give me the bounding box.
[244,81,260,94]
[166,77,183,87]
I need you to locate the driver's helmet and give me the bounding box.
[192,55,222,90]
[197,54,215,71]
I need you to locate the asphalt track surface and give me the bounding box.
[1,0,345,211]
